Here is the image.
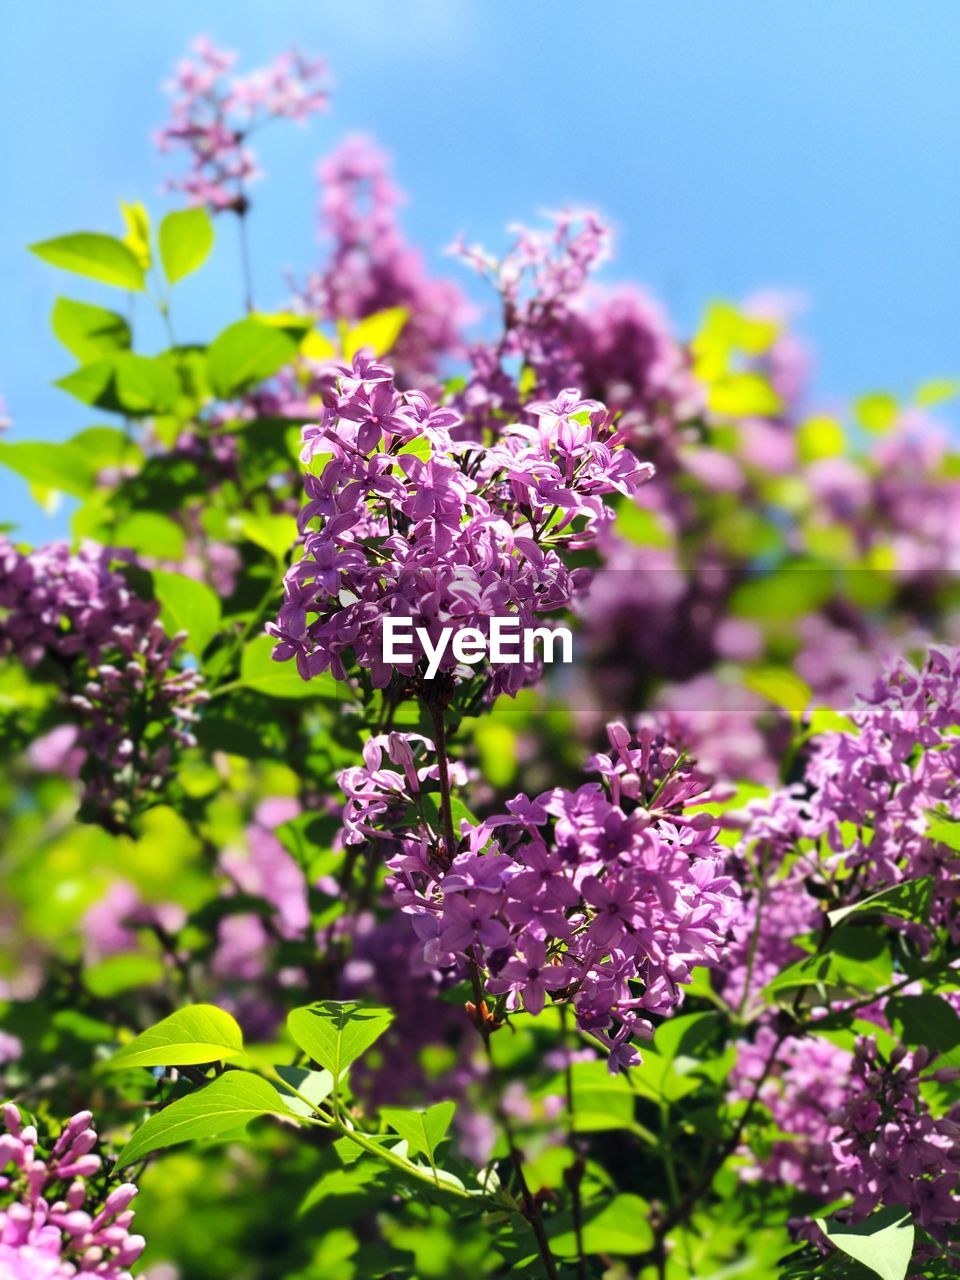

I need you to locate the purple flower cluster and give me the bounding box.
[0,1104,144,1278]
[719,791,820,1016]
[806,644,960,933]
[268,359,651,696]
[0,539,206,827]
[156,36,329,212]
[341,723,738,1070]
[831,1040,960,1232]
[807,415,960,584]
[452,212,699,448]
[731,1025,854,1198]
[296,135,469,383]
[733,1032,960,1241]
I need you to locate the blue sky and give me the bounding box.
[3,1,959,541]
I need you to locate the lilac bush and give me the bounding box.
[1,30,959,1280]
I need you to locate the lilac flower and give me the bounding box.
[806,645,960,933]
[732,1032,960,1243]
[451,212,700,447]
[0,539,206,829]
[341,721,738,1069]
[436,894,511,960]
[269,358,651,698]
[156,37,329,212]
[0,1035,21,1070]
[295,135,470,383]
[486,936,576,1016]
[0,1104,145,1278]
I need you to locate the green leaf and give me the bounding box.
[888,994,960,1055]
[915,378,960,408]
[83,953,166,998]
[928,819,960,852]
[68,426,143,471]
[207,319,298,398]
[380,1101,455,1160]
[273,1065,334,1117]
[744,666,812,720]
[707,372,782,418]
[342,307,408,360]
[120,202,152,270]
[653,1011,722,1061]
[237,634,339,701]
[807,706,859,737]
[152,569,221,656]
[797,414,846,462]
[287,1001,393,1081]
[613,501,673,549]
[56,353,178,415]
[114,512,186,560]
[116,1071,289,1167]
[856,392,899,434]
[0,440,96,497]
[565,1061,636,1132]
[828,878,934,928]
[158,208,214,284]
[239,512,297,565]
[816,1206,914,1280]
[548,1193,653,1257]
[51,297,131,362]
[103,1004,244,1071]
[30,233,145,290]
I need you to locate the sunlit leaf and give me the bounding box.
[152,569,222,656]
[159,207,214,284]
[380,1101,455,1160]
[103,1005,244,1071]
[0,440,96,497]
[816,1206,914,1280]
[120,201,152,270]
[287,1001,393,1080]
[744,666,812,719]
[116,1072,289,1166]
[30,232,145,290]
[342,307,408,360]
[51,297,131,362]
[207,318,298,398]
[237,635,340,701]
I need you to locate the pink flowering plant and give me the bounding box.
[1,33,960,1280]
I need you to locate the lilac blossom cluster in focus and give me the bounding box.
[268,359,651,695]
[339,724,738,1069]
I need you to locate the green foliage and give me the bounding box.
[342,307,408,359]
[0,439,97,496]
[158,207,215,283]
[744,666,812,719]
[827,877,934,928]
[52,296,132,361]
[235,635,340,700]
[207,318,299,397]
[103,1004,244,1071]
[152,569,222,657]
[30,231,146,290]
[117,1072,290,1166]
[815,1207,914,1280]
[56,352,179,415]
[287,1001,394,1082]
[380,1102,455,1161]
